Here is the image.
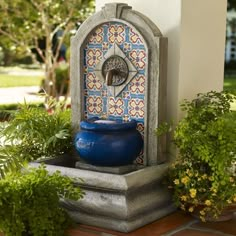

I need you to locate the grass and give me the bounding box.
[0,74,42,87]
[0,66,43,87]
[224,77,236,110]
[224,77,236,92]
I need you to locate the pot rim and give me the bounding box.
[80,117,137,131]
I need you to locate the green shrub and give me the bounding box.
[165,91,236,221]
[0,99,73,177]
[0,103,44,122]
[0,165,84,236]
[0,110,13,122]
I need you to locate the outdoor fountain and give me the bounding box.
[32,3,175,232]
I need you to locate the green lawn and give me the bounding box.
[224,77,236,92]
[0,74,42,87]
[0,66,43,87]
[224,77,236,110]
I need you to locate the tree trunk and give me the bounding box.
[44,37,57,97]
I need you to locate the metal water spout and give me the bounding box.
[105,69,117,86]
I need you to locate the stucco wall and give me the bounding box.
[178,0,227,112]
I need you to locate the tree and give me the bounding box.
[0,0,94,97]
[228,0,236,10]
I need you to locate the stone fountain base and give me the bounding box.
[30,156,175,233]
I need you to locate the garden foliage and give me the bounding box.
[0,99,73,177]
[0,165,83,236]
[162,91,236,221]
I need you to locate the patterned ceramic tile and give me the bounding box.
[108,97,125,116]
[86,72,103,90]
[89,27,104,44]
[128,98,145,119]
[108,25,125,44]
[129,75,145,94]
[86,96,103,115]
[129,50,147,70]
[129,28,144,44]
[123,42,132,52]
[83,21,147,163]
[86,49,103,68]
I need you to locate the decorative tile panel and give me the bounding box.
[83,22,147,164]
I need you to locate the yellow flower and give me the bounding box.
[188,207,194,212]
[188,172,193,177]
[186,169,192,176]
[233,195,236,202]
[200,210,205,216]
[209,176,214,181]
[202,174,208,179]
[181,176,189,185]
[174,179,180,185]
[227,199,232,204]
[210,187,217,193]
[180,204,186,211]
[200,216,206,222]
[181,195,187,201]
[205,200,211,206]
[189,188,197,198]
[229,177,234,183]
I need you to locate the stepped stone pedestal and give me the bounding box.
[30,157,175,233]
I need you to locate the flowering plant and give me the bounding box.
[166,91,236,221]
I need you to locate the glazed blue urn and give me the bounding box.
[74,117,143,166]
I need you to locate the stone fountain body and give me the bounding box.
[31,3,175,232]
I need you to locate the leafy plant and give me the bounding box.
[161,91,236,221]
[0,164,84,236]
[0,99,73,177]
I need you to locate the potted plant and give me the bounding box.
[163,91,236,222]
[0,164,84,236]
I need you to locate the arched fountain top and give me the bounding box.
[72,3,163,46]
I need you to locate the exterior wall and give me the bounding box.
[178,0,227,106]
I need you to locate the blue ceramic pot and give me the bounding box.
[74,117,143,166]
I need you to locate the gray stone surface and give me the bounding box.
[67,204,175,233]
[30,160,175,232]
[75,161,139,174]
